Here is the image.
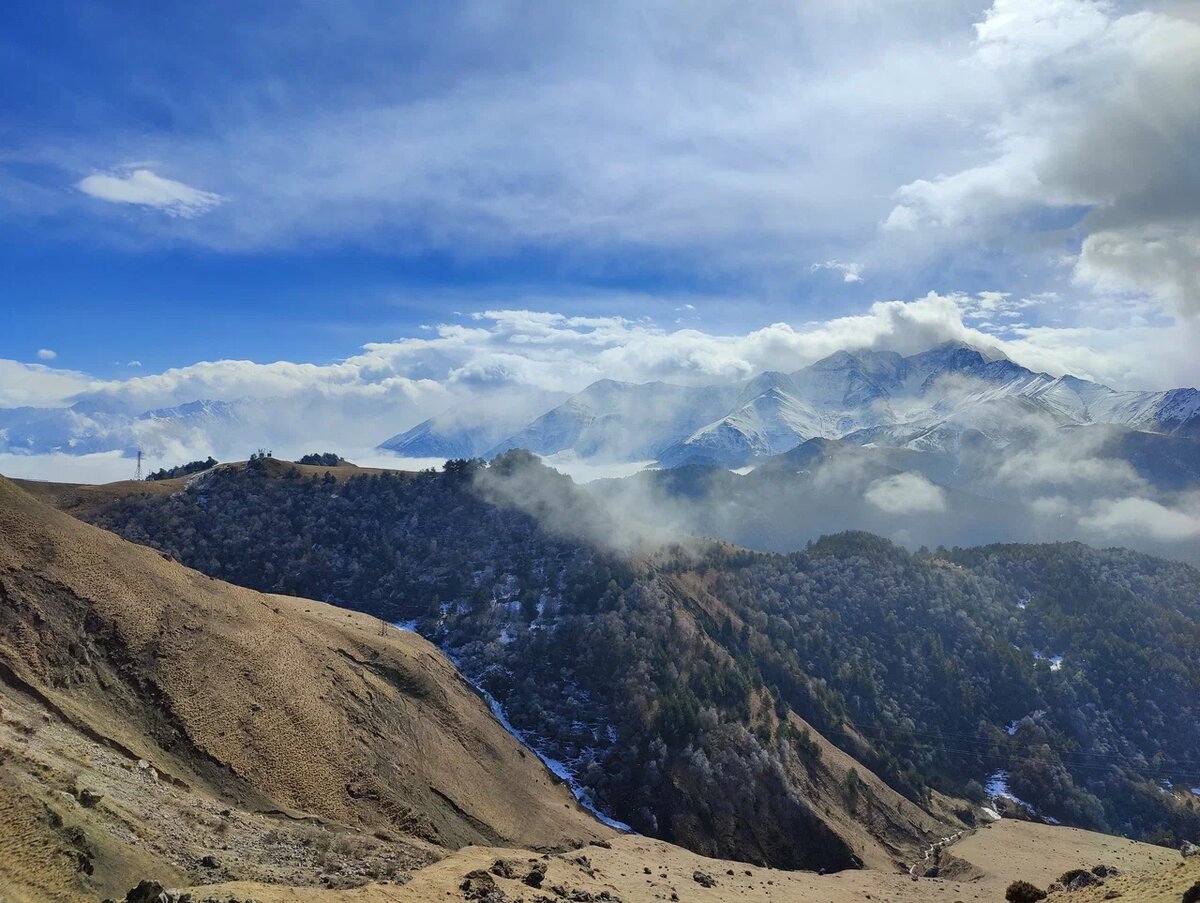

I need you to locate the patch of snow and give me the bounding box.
[980,806,1002,821]
[392,619,420,632]
[448,656,633,833]
[1032,650,1064,671]
[986,770,1035,812]
[1006,720,1020,736]
[1016,597,1028,610]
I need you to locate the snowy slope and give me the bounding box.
[473,341,1200,466]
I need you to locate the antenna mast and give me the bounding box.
[135,449,143,481]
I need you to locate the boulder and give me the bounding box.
[1005,880,1047,903]
[124,881,168,903]
[523,862,548,888]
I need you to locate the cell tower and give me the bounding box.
[135,449,143,481]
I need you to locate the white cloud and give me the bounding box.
[1079,495,1200,542]
[0,360,97,407]
[0,292,1195,475]
[886,0,1200,317]
[864,472,947,515]
[1,4,987,273]
[36,348,56,361]
[810,260,864,283]
[77,168,223,217]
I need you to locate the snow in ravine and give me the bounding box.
[473,680,633,832]
[395,620,633,832]
[987,770,1034,811]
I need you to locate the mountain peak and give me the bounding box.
[918,339,1009,364]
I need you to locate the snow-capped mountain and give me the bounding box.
[484,379,740,461]
[435,341,1200,468]
[378,390,568,459]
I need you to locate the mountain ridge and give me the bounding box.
[384,340,1200,466]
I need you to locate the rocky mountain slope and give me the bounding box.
[0,473,607,901]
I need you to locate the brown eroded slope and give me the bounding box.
[0,474,606,902]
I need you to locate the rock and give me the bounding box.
[490,859,517,879]
[1102,891,1122,900]
[460,869,506,902]
[1068,871,1100,891]
[1183,879,1200,903]
[77,788,103,808]
[692,870,717,888]
[1004,880,1047,903]
[523,862,548,888]
[1182,842,1199,858]
[1092,864,1120,878]
[923,866,940,878]
[124,881,168,903]
[199,854,220,868]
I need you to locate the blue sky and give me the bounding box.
[1,0,1198,405]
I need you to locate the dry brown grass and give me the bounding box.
[0,474,605,901]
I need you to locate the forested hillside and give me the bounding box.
[85,455,1200,856]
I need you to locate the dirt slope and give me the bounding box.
[186,820,1183,903]
[0,474,605,902]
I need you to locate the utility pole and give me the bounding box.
[135,449,143,481]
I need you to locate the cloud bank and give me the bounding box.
[1,292,1195,471]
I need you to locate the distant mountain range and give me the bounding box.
[3,342,1197,471]
[0,398,240,456]
[382,341,1200,466]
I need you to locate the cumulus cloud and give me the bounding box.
[864,472,947,515]
[886,0,1200,317]
[36,348,56,360]
[0,291,1196,476]
[0,360,97,407]
[3,291,1195,416]
[77,168,223,217]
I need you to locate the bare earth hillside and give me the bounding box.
[0,474,604,902]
